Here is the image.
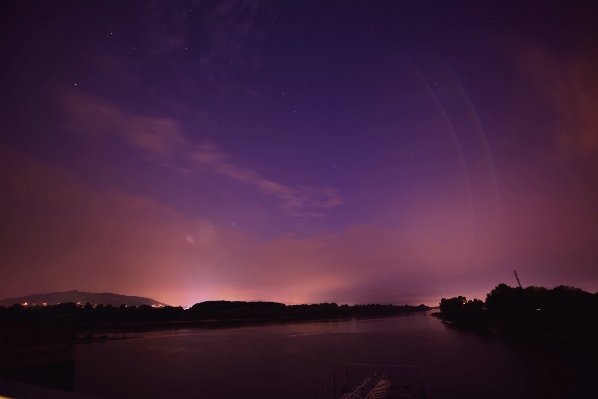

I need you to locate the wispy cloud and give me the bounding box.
[61,89,342,215]
[188,144,342,213]
[135,2,190,55]
[521,48,598,159]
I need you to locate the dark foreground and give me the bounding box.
[1,311,597,399]
[0,301,429,393]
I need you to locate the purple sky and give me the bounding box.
[1,1,597,307]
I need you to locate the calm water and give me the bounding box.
[72,311,583,399]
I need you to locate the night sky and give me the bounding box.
[1,1,597,307]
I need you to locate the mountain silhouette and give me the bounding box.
[0,290,168,307]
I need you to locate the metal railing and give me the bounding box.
[340,370,388,399]
[304,363,429,399]
[304,364,348,399]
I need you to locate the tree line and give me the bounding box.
[439,284,598,344]
[0,300,430,325]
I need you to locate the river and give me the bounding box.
[72,310,587,398]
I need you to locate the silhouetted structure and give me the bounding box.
[304,364,429,399]
[513,270,522,288]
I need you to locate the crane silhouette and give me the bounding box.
[513,270,522,288]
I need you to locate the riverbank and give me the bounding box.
[75,310,434,335]
[431,307,598,398]
[1,301,430,326]
[432,308,598,353]
[74,333,141,344]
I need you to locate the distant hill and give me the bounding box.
[0,290,168,307]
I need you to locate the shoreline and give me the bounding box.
[75,310,430,334]
[431,311,598,351]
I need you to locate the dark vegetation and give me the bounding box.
[438,284,598,345]
[0,301,430,328]
[439,284,598,398]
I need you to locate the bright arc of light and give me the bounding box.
[435,54,502,220]
[405,59,475,233]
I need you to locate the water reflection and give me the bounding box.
[72,311,573,399]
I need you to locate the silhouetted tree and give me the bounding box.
[439,296,466,319]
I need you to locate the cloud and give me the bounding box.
[61,88,342,216]
[61,90,188,157]
[0,149,184,300]
[188,144,342,213]
[2,148,597,307]
[0,150,384,305]
[181,0,270,100]
[135,2,190,55]
[521,48,598,158]
[0,149,448,305]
